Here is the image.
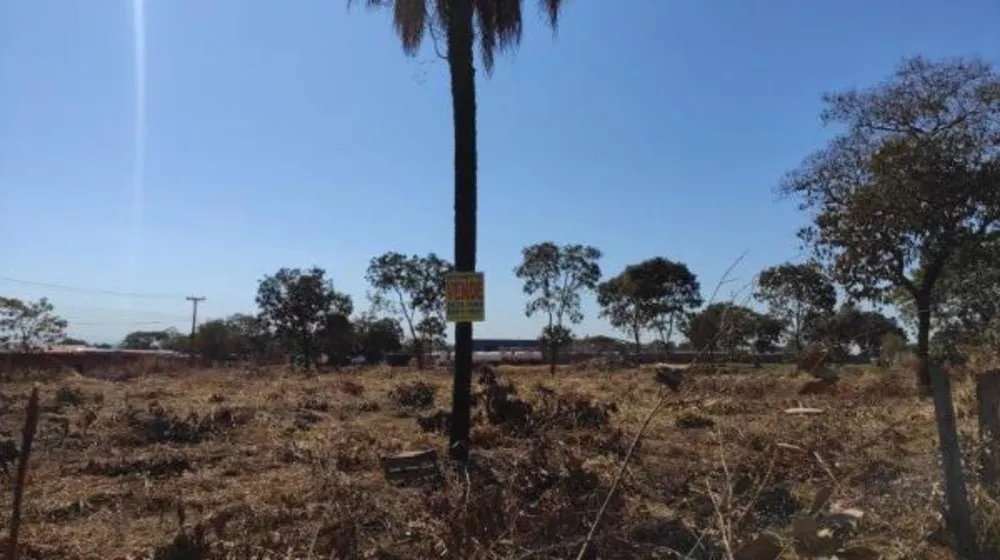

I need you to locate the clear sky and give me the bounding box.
[1,0,998,345]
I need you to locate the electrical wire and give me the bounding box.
[0,275,187,300]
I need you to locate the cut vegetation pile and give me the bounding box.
[0,364,984,558]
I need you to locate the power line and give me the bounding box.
[0,276,187,300]
[54,303,191,319]
[68,320,181,327]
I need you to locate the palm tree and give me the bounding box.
[353,0,567,462]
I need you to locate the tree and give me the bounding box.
[781,56,1000,557]
[632,257,702,350]
[255,267,354,371]
[353,0,570,463]
[121,329,179,351]
[755,262,836,353]
[880,331,907,367]
[317,311,357,367]
[0,297,68,351]
[514,242,602,374]
[539,324,574,369]
[597,258,701,358]
[576,334,627,355]
[810,304,907,362]
[597,273,649,358]
[682,303,783,360]
[160,328,191,353]
[194,319,238,362]
[60,337,89,346]
[749,313,787,356]
[414,315,446,360]
[225,313,277,362]
[355,315,404,364]
[366,252,452,369]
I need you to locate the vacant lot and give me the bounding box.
[0,363,984,558]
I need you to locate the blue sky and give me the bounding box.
[1,0,998,344]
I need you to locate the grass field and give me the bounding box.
[0,362,988,559]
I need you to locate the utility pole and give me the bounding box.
[186,296,205,365]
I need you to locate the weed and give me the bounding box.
[55,386,86,408]
[389,381,436,410]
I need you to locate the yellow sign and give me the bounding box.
[445,272,485,322]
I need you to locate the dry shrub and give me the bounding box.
[471,423,505,449]
[298,396,330,412]
[150,480,391,559]
[331,432,379,472]
[55,386,86,408]
[535,386,617,430]
[44,492,117,523]
[687,363,721,375]
[340,379,365,396]
[420,443,629,558]
[292,409,323,431]
[688,373,784,400]
[416,409,452,435]
[576,353,635,373]
[676,411,716,430]
[628,516,706,554]
[389,381,436,410]
[477,377,535,436]
[472,376,620,444]
[83,455,192,478]
[348,398,380,415]
[563,428,637,460]
[861,370,915,400]
[119,402,253,445]
[970,484,1000,557]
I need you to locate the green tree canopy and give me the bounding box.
[597,257,701,356]
[255,267,354,370]
[354,314,405,364]
[781,56,1000,390]
[514,242,602,373]
[0,296,67,351]
[755,262,836,352]
[366,252,452,368]
[810,303,907,362]
[682,303,785,359]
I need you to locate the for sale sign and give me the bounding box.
[445,272,485,323]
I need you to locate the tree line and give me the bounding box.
[1,251,911,373]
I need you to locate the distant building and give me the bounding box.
[472,339,540,352]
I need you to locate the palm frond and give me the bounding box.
[473,0,523,74]
[354,0,568,71]
[539,0,564,29]
[349,0,428,56]
[393,0,428,55]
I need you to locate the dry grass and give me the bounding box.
[0,362,988,558]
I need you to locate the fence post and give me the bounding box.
[977,370,1000,489]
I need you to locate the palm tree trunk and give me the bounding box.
[446,0,477,464]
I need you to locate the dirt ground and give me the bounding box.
[0,362,989,559]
